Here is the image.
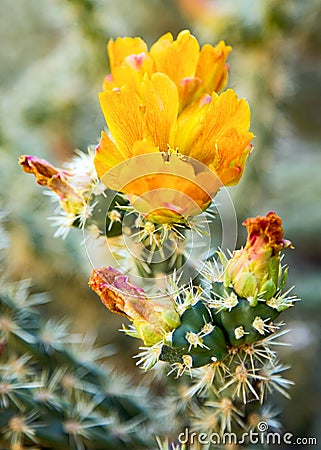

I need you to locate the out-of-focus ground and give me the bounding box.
[1,0,321,446]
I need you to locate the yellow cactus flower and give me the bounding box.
[95,31,254,224]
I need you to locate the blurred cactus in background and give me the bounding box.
[0,218,158,450]
[1,0,321,448]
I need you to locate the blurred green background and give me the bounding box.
[1,0,320,447]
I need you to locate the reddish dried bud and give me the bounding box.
[243,211,292,256]
[19,155,60,186]
[88,266,141,318]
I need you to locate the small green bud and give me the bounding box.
[268,256,280,287]
[248,295,258,307]
[259,279,276,300]
[161,310,181,329]
[278,266,289,290]
[224,268,231,288]
[137,323,164,346]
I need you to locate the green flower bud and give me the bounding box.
[161,309,182,329]
[226,212,293,301]
[233,272,258,301]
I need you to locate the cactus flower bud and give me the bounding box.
[225,212,293,302]
[19,155,89,217]
[89,266,180,346]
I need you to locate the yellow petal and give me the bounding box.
[103,74,116,91]
[178,76,203,112]
[106,53,155,93]
[150,30,200,87]
[208,130,253,185]
[107,37,148,70]
[141,73,179,151]
[174,94,212,155]
[132,138,160,157]
[108,65,145,93]
[189,89,253,167]
[195,41,232,94]
[100,141,160,193]
[94,131,127,181]
[115,153,218,222]
[99,87,144,157]
[207,89,251,135]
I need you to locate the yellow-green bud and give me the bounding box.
[259,279,277,300]
[233,272,258,300]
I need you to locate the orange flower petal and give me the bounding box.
[141,73,179,151]
[95,31,253,223]
[150,30,200,87]
[94,131,126,180]
[208,130,253,186]
[99,87,144,157]
[118,153,195,196]
[107,37,148,70]
[178,76,203,112]
[174,93,212,155]
[113,153,219,222]
[195,41,232,94]
[188,89,253,167]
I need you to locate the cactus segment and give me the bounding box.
[168,302,228,367]
[212,297,280,347]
